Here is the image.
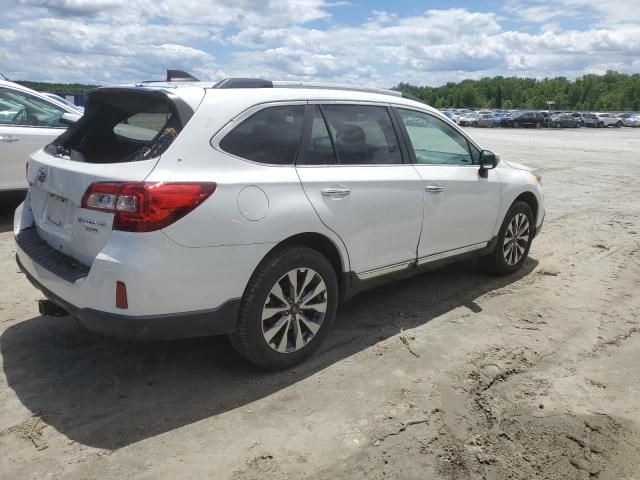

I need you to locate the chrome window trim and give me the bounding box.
[416,242,488,266]
[357,259,415,280]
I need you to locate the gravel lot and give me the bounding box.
[1,128,639,479]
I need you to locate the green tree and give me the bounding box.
[393,71,640,110]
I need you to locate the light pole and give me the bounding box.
[547,100,555,114]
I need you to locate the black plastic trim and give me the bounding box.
[16,228,89,283]
[166,69,199,82]
[16,253,240,341]
[341,236,498,301]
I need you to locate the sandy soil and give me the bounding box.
[1,127,639,479]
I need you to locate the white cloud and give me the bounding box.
[0,1,638,86]
[504,0,640,26]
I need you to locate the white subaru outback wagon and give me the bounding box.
[14,72,544,369]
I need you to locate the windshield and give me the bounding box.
[0,87,65,127]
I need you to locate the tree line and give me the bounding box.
[13,70,640,111]
[16,81,98,94]
[394,71,640,111]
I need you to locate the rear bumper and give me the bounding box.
[17,254,239,341]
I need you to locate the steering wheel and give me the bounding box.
[12,109,27,125]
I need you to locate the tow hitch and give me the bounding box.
[38,299,69,317]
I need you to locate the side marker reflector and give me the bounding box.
[116,281,128,309]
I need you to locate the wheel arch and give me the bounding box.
[274,232,346,276]
[513,191,539,225]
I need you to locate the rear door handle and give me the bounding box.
[321,187,351,198]
[425,185,444,193]
[0,135,18,143]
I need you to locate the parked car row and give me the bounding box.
[444,108,640,129]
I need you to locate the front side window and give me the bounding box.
[321,104,402,165]
[220,105,305,165]
[0,87,65,127]
[397,108,475,165]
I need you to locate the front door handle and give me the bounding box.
[0,135,18,143]
[425,185,444,193]
[321,187,351,198]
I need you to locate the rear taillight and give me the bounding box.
[81,182,216,232]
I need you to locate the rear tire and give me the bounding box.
[230,246,338,370]
[481,201,534,275]
[615,121,622,128]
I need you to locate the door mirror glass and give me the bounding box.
[479,150,499,169]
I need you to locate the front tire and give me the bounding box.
[481,201,534,275]
[230,246,338,370]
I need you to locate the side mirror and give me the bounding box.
[59,112,81,126]
[479,150,499,170]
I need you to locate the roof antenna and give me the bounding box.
[166,70,199,82]
[0,72,8,81]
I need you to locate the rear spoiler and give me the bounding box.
[82,87,194,126]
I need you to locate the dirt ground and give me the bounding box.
[1,127,639,480]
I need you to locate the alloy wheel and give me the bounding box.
[503,213,530,266]
[261,268,328,353]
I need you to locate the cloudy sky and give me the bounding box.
[1,0,639,87]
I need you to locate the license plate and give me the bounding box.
[46,194,67,227]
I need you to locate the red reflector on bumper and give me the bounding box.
[116,281,128,309]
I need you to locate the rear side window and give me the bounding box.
[321,104,402,164]
[220,105,305,165]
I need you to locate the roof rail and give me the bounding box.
[272,80,403,98]
[213,78,273,89]
[153,72,427,104]
[208,78,424,103]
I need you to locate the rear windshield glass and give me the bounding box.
[49,90,187,164]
